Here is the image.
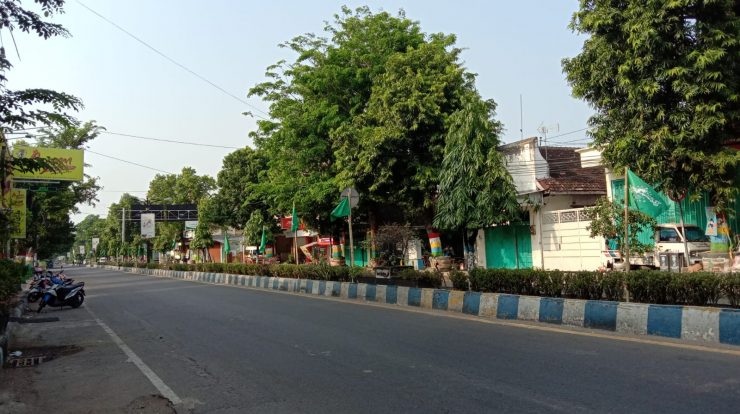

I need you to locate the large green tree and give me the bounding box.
[15,122,102,258]
[0,0,81,131]
[433,92,518,253]
[0,0,83,252]
[206,147,267,229]
[249,7,492,231]
[146,167,215,256]
[146,167,216,205]
[73,214,106,256]
[99,193,140,258]
[333,33,468,220]
[562,0,740,207]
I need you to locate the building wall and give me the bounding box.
[504,139,548,194]
[539,208,605,271]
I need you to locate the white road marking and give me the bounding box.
[85,306,182,405]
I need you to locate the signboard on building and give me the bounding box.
[79,245,85,255]
[140,213,156,238]
[3,188,26,239]
[12,146,84,181]
[280,216,305,231]
[92,237,100,252]
[185,220,198,230]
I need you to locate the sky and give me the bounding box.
[7,0,594,223]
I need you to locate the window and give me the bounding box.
[659,228,679,242]
[683,227,709,242]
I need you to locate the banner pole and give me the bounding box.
[624,167,630,272]
[348,207,354,267]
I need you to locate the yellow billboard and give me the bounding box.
[3,189,27,239]
[12,146,84,181]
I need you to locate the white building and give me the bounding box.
[475,137,608,271]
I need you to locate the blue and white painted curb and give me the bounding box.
[98,265,740,347]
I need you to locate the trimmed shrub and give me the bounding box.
[449,271,469,290]
[668,272,722,306]
[625,270,672,304]
[395,269,442,288]
[0,260,29,302]
[721,272,740,307]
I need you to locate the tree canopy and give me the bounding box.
[0,0,86,256]
[146,167,216,205]
[205,147,266,229]
[16,122,102,258]
[562,0,740,207]
[434,93,518,232]
[145,167,215,254]
[248,6,508,231]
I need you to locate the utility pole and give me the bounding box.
[121,207,126,244]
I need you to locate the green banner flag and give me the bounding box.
[627,169,668,217]
[290,203,299,232]
[330,197,351,222]
[222,236,231,262]
[259,227,267,254]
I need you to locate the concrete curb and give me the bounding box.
[0,292,29,366]
[96,265,740,347]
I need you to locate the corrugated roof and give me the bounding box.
[537,147,606,194]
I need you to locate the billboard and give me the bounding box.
[92,237,100,252]
[3,188,26,239]
[140,213,156,238]
[12,146,84,181]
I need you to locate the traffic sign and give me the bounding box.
[341,187,360,208]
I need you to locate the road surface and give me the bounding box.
[43,266,740,413]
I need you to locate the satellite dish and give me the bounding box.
[341,187,360,209]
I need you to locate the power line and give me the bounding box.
[85,149,173,174]
[75,0,271,120]
[542,127,591,141]
[101,131,241,149]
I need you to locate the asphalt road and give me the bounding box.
[67,266,740,413]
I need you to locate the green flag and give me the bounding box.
[330,197,351,222]
[222,236,231,262]
[627,169,668,217]
[290,203,299,232]
[259,227,267,253]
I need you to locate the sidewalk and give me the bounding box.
[0,296,177,414]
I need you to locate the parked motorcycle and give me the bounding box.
[27,271,73,303]
[37,281,85,312]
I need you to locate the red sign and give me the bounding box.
[280,216,305,230]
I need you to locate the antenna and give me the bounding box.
[519,94,524,140]
[537,122,560,160]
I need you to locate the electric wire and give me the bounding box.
[85,149,173,174]
[101,131,241,149]
[75,0,271,120]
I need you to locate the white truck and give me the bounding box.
[627,223,710,269]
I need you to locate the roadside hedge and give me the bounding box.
[106,262,740,307]
[467,268,738,306]
[112,261,437,286]
[0,260,30,302]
